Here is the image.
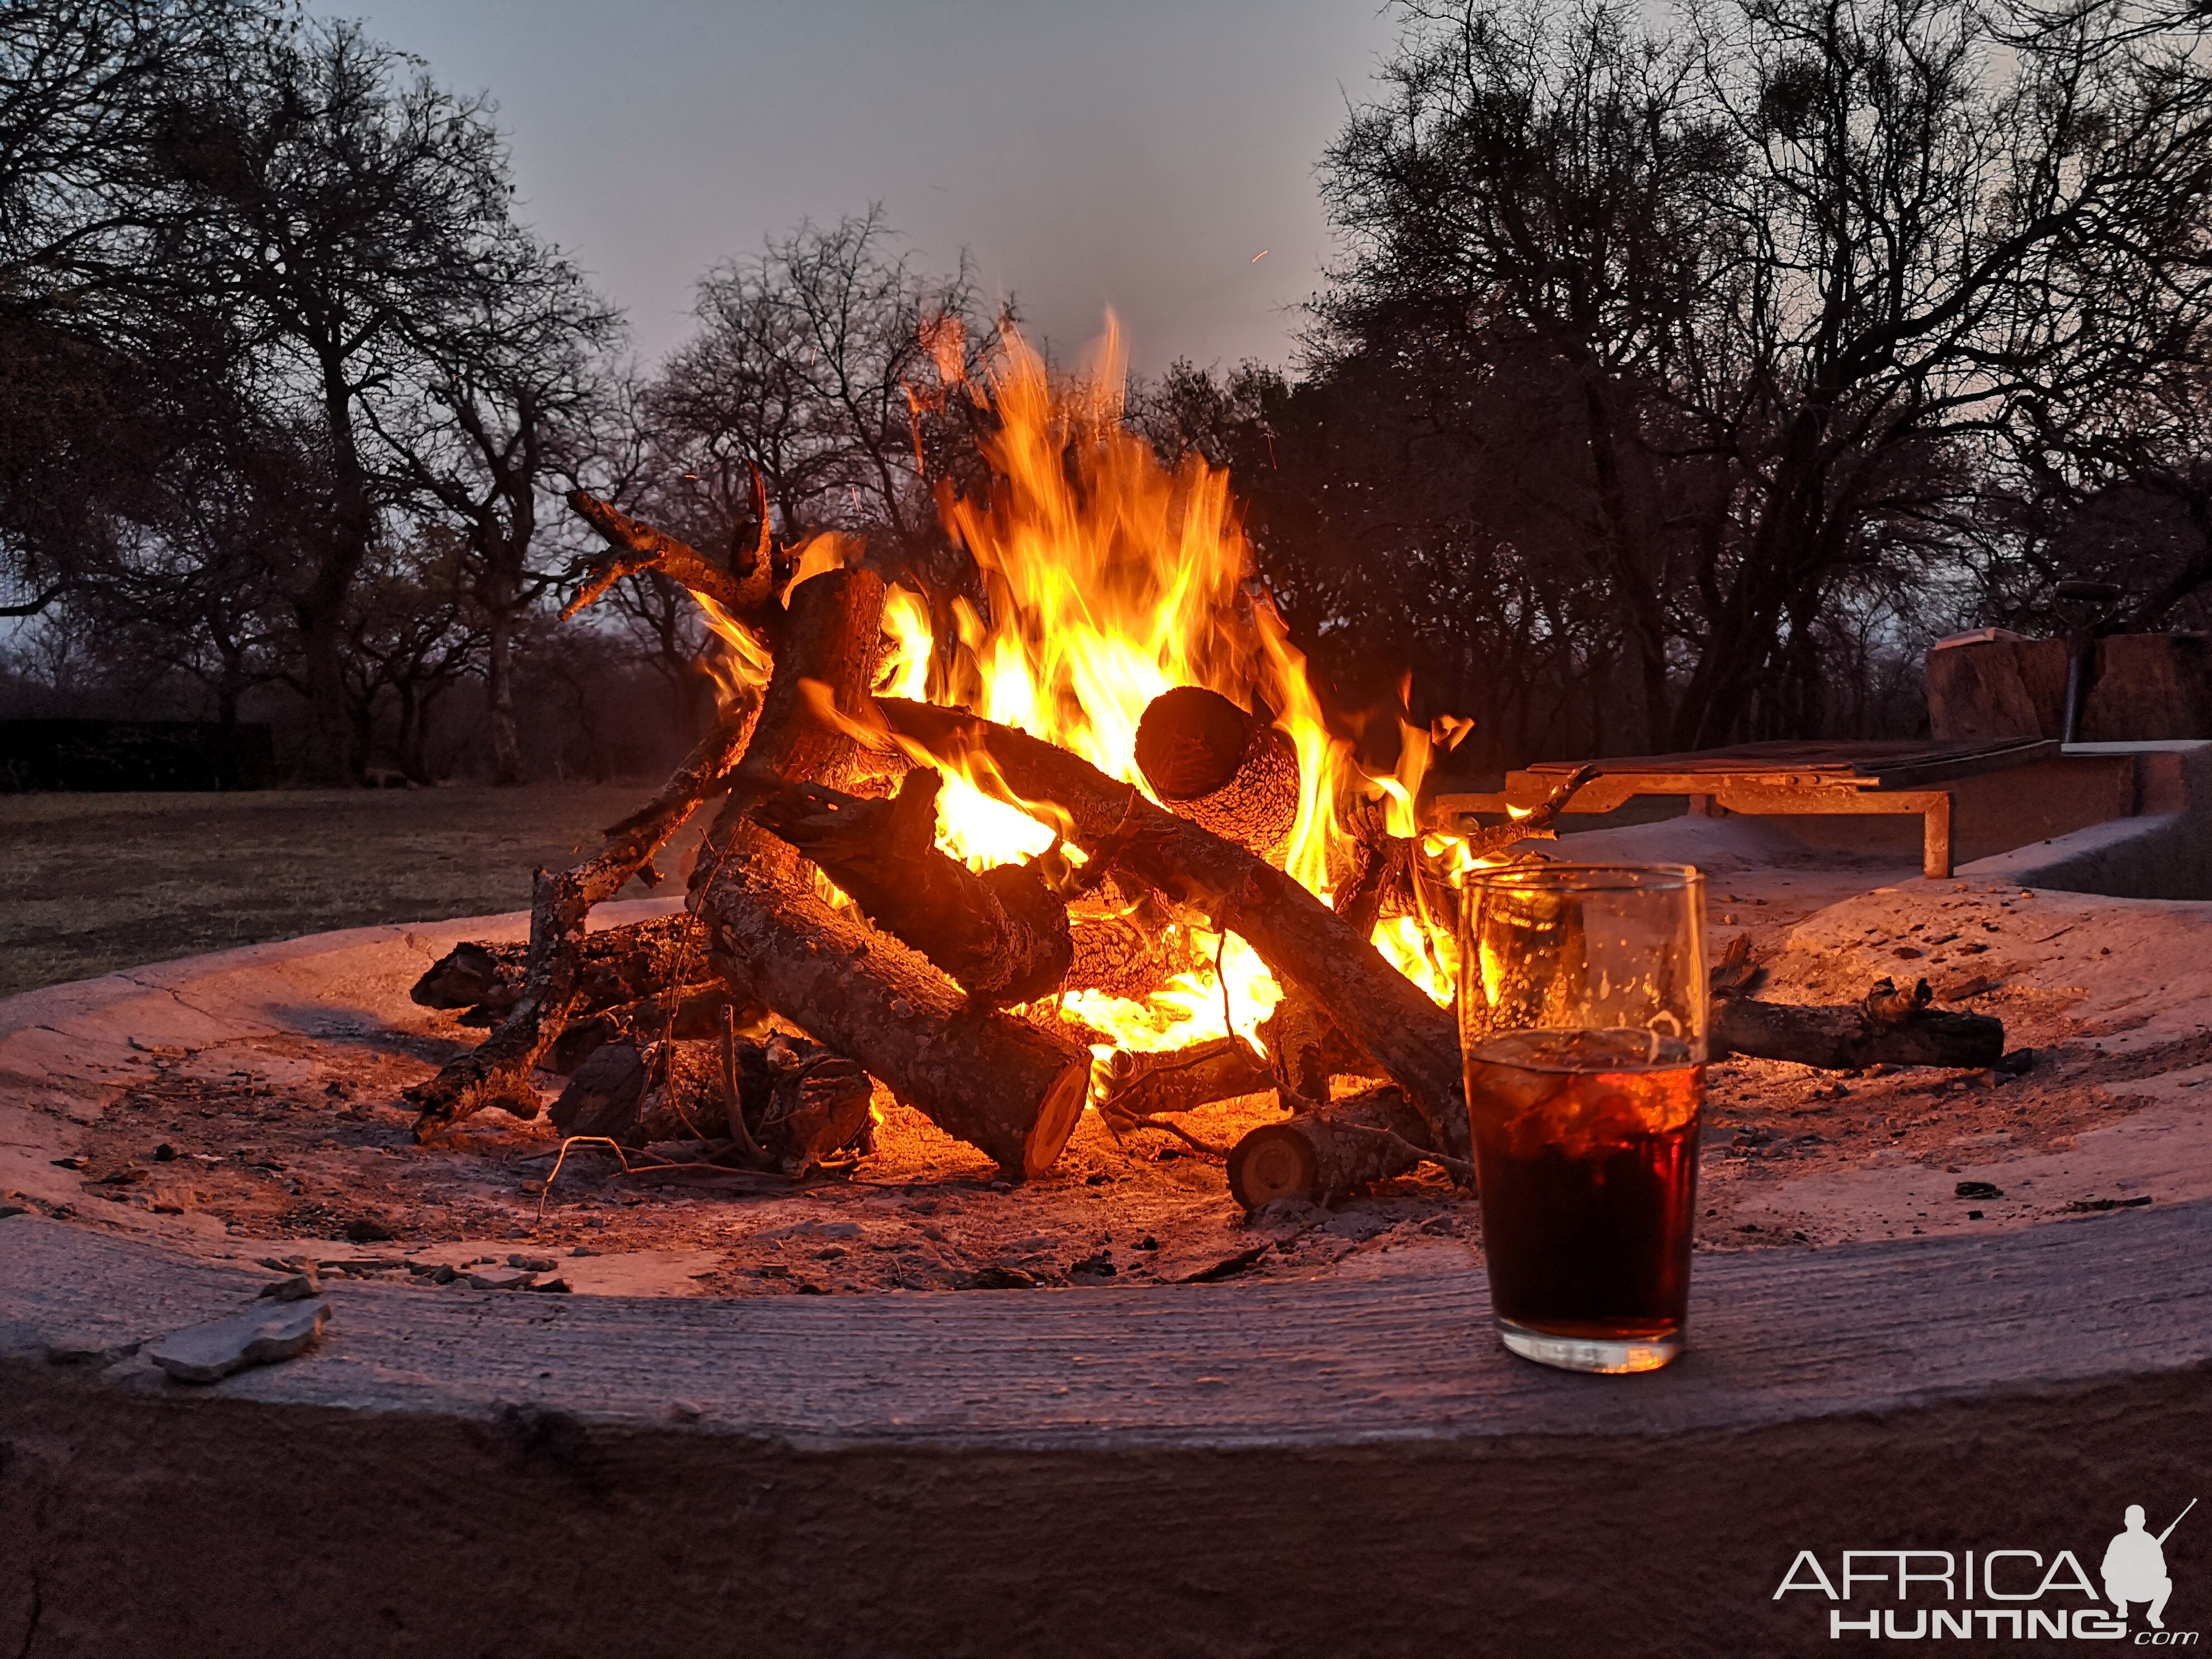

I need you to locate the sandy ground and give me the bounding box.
[4,802,2206,1303]
[0,785,702,999]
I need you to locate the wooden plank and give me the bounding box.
[1522,736,2051,779]
[3,1201,2206,1445]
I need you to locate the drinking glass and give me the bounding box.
[1457,864,1706,1374]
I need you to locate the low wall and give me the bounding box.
[1961,741,2212,899]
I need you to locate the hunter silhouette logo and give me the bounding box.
[1774,1496,2200,1640]
[2108,1501,2194,1631]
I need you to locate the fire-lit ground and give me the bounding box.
[7,855,2209,1299]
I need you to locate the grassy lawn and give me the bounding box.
[0,784,710,999]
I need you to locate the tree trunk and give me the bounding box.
[486,607,522,785]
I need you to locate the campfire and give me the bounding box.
[399,326,2006,1215]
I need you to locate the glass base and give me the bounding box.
[1498,1320,1681,1374]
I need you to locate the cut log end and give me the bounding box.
[1226,1123,1323,1210]
[1021,1064,1090,1181]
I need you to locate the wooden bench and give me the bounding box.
[1432,738,2063,880]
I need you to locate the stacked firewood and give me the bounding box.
[402,491,2006,1204]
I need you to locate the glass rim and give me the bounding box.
[1463,861,1704,894]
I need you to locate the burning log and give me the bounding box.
[1226,1084,1442,1209]
[406,713,754,1139]
[705,880,1090,1177]
[689,569,1092,1178]
[751,768,1074,1006]
[1133,686,1299,858]
[877,698,1479,1166]
[1098,1035,1268,1120]
[1713,976,2005,1070]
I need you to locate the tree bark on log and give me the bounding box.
[1065,903,1189,1000]
[689,570,1090,1177]
[876,698,1477,1165]
[1098,1035,1268,1122]
[751,768,1073,1005]
[1133,686,1299,858]
[1226,1085,1438,1209]
[1713,978,2005,1070]
[705,879,1090,1177]
[406,714,754,1139]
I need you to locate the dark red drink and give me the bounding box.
[1464,1029,1702,1371]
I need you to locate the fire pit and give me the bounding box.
[5,862,2212,1653]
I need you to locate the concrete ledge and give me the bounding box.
[4,1201,2209,1657]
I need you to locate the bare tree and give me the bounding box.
[145,16,536,780]
[376,235,622,782]
[1312,0,2212,753]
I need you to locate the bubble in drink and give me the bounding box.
[1464,1029,1701,1357]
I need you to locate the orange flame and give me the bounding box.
[704,319,1492,1070]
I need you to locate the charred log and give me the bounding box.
[1226,1085,1442,1209]
[1133,686,1299,858]
[548,1042,651,1141]
[1714,977,2005,1070]
[751,768,1073,1005]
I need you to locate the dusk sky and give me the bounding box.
[350,1,1403,375]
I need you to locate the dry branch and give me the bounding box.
[405,711,753,1139]
[563,488,774,636]
[878,697,1477,1165]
